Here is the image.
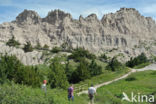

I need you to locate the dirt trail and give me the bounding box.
[77,63,156,96]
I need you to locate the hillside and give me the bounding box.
[0,8,156,65]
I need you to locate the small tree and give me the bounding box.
[68,47,96,62]
[65,60,74,83]
[35,42,42,50]
[6,36,20,47]
[23,41,33,52]
[89,59,102,76]
[48,57,69,89]
[71,58,91,83]
[106,57,124,71]
[43,44,49,50]
[61,42,68,51]
[51,47,61,53]
[0,54,42,87]
[126,53,148,68]
[0,54,23,83]
[18,66,42,87]
[99,54,108,62]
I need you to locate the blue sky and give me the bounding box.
[0,0,156,23]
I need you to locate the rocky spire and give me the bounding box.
[16,9,41,24]
[42,9,72,25]
[85,13,98,20]
[101,7,156,35]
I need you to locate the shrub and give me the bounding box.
[0,54,22,84]
[43,44,49,50]
[51,46,61,53]
[71,58,91,83]
[106,57,124,71]
[23,41,33,52]
[99,54,108,62]
[125,77,137,81]
[126,53,148,68]
[68,47,96,62]
[0,83,54,104]
[65,60,74,83]
[89,59,102,76]
[35,42,42,50]
[151,71,156,75]
[15,66,42,87]
[6,36,20,47]
[48,57,69,89]
[61,42,68,51]
[0,54,42,87]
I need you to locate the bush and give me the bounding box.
[61,42,68,51]
[15,66,42,87]
[106,57,124,71]
[6,36,20,47]
[23,41,33,52]
[99,54,108,62]
[68,47,96,62]
[0,54,42,87]
[65,60,74,83]
[0,54,22,84]
[71,58,91,83]
[125,77,137,81]
[34,42,42,50]
[48,57,69,89]
[43,44,49,50]
[51,47,61,53]
[89,59,102,76]
[126,53,148,68]
[0,83,54,104]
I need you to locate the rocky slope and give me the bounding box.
[0,8,156,65]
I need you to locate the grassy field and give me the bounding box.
[74,68,129,93]
[133,62,151,69]
[0,70,155,104]
[74,70,156,104]
[0,67,129,104]
[0,53,155,104]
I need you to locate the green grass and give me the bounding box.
[1,70,155,104]
[133,62,151,69]
[74,68,130,93]
[0,67,129,104]
[74,70,156,104]
[95,59,107,70]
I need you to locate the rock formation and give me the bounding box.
[0,8,156,65]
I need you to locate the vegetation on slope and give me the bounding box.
[0,47,153,104]
[126,53,149,68]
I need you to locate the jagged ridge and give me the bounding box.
[0,8,156,65]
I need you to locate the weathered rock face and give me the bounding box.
[15,9,41,24]
[0,42,43,65]
[0,8,156,64]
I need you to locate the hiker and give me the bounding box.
[41,80,47,96]
[68,84,74,101]
[88,84,96,104]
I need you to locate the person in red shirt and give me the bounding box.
[42,80,47,96]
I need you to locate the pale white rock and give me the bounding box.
[0,8,156,64]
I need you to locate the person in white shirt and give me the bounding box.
[88,84,96,104]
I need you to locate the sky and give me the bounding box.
[0,0,156,23]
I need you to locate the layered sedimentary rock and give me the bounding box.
[0,8,156,64]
